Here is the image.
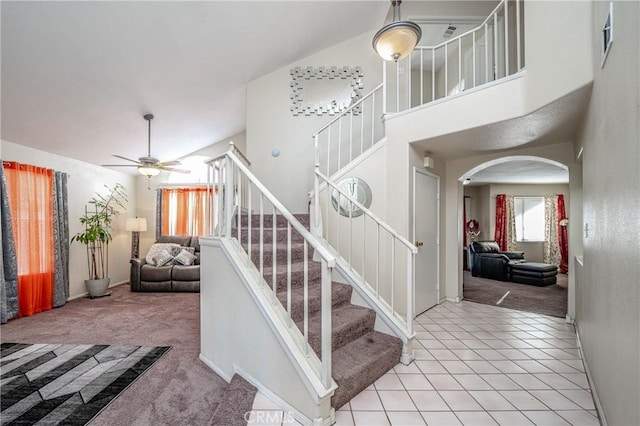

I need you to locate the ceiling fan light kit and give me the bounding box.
[102,113,189,179]
[138,165,161,177]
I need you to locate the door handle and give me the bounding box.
[415,241,424,248]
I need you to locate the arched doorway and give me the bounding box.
[459,156,571,319]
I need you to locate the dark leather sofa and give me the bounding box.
[469,241,526,281]
[130,235,200,292]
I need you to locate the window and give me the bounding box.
[514,197,545,241]
[161,187,213,236]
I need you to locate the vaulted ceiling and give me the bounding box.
[1,1,392,168]
[3,0,521,179]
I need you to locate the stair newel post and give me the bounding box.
[382,59,387,115]
[401,246,416,366]
[224,155,234,238]
[406,247,415,335]
[313,134,319,172]
[314,165,320,229]
[320,258,333,388]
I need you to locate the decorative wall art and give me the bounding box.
[290,66,364,116]
[331,177,372,218]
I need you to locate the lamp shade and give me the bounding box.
[373,20,422,62]
[138,165,161,177]
[125,217,147,232]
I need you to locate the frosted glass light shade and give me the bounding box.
[138,165,161,177]
[373,21,422,62]
[125,217,147,232]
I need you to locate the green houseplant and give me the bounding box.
[71,183,127,297]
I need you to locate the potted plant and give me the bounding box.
[71,183,127,297]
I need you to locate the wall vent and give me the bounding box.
[442,25,457,39]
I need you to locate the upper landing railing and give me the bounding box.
[386,0,525,113]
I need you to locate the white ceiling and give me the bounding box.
[1,1,391,169]
[466,160,569,185]
[411,85,592,160]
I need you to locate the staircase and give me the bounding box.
[237,213,402,409]
[200,120,415,424]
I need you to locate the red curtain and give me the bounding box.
[557,194,569,273]
[161,187,213,236]
[494,194,507,251]
[3,161,54,317]
[463,197,468,247]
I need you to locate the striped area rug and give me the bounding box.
[1,343,170,425]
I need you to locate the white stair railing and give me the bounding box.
[207,144,337,390]
[313,83,385,178]
[313,167,417,343]
[386,0,525,112]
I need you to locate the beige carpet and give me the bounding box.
[0,285,228,425]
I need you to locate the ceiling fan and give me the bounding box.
[103,113,190,178]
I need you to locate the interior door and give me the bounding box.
[413,168,440,315]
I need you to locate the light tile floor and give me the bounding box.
[249,301,600,426]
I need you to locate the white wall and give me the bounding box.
[2,140,136,299]
[246,31,384,213]
[575,1,640,424]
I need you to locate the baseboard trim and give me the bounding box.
[199,353,233,383]
[574,324,607,426]
[67,280,128,301]
[233,365,335,426]
[446,297,460,303]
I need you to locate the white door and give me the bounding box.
[413,168,440,315]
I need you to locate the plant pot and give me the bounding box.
[85,278,111,298]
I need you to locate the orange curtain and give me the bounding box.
[3,161,54,317]
[161,187,213,236]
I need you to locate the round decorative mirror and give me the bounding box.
[331,177,372,218]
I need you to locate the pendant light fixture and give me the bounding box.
[372,0,422,62]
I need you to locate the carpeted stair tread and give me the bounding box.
[209,374,258,426]
[262,260,322,288]
[276,282,352,322]
[243,242,313,267]
[331,331,403,410]
[302,304,376,357]
[240,213,310,228]
[232,226,307,244]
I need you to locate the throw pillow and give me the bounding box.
[145,243,181,265]
[153,249,174,267]
[180,246,196,255]
[174,249,197,266]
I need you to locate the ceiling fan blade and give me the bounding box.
[112,154,142,164]
[102,164,138,167]
[160,166,190,174]
[157,160,181,167]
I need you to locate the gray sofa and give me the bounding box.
[130,235,200,292]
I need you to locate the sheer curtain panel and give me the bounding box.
[0,166,19,323]
[3,161,54,317]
